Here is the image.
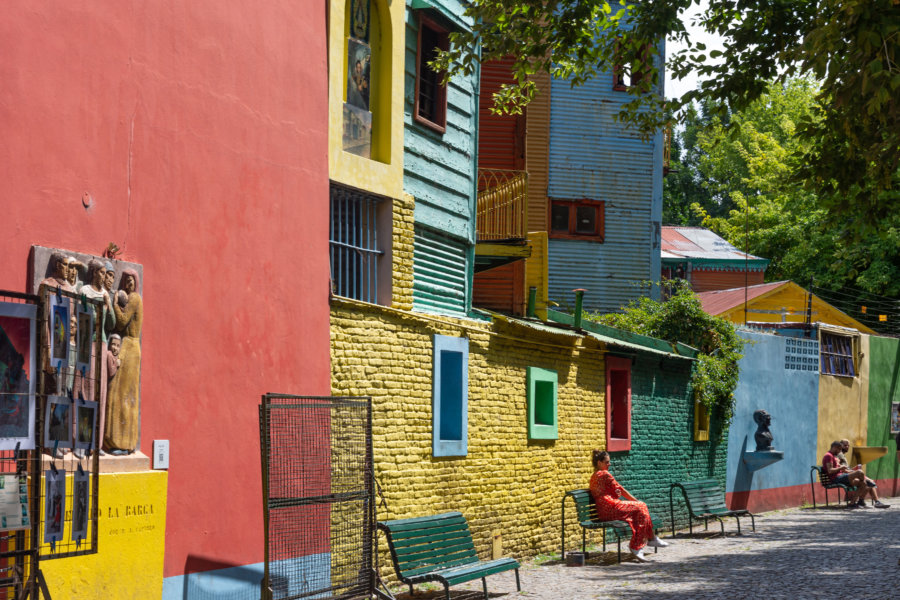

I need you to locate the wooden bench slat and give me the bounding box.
[402,555,481,577]
[391,529,472,550]
[440,558,520,586]
[382,514,468,533]
[670,479,756,536]
[395,542,478,568]
[388,523,471,543]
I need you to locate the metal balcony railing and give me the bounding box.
[476,169,528,241]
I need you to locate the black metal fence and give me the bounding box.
[259,395,373,600]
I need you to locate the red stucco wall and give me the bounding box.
[0,1,329,578]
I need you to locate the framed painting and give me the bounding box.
[48,293,69,373]
[71,469,89,544]
[43,468,66,545]
[891,401,900,436]
[75,305,93,375]
[0,302,37,450]
[44,395,73,450]
[74,400,98,451]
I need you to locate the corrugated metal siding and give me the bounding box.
[691,269,765,293]
[548,238,650,314]
[546,59,662,312]
[413,225,468,314]
[472,261,524,314]
[525,232,549,319]
[479,57,523,170]
[525,71,551,232]
[403,1,477,242]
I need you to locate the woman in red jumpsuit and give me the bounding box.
[588,450,669,562]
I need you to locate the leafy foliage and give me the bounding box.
[588,282,744,427]
[435,0,900,232]
[665,78,900,299]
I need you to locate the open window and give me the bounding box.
[549,199,605,241]
[527,367,558,440]
[613,42,653,92]
[819,331,857,377]
[694,398,710,442]
[606,356,632,452]
[432,334,468,456]
[414,12,449,133]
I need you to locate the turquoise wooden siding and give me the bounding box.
[413,225,468,314]
[403,1,478,315]
[547,44,664,314]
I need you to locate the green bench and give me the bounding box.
[561,489,660,563]
[669,478,755,536]
[377,512,520,600]
[809,465,858,508]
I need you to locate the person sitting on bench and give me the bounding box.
[589,450,668,562]
[837,439,889,508]
[822,440,868,509]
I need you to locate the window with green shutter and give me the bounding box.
[527,367,558,440]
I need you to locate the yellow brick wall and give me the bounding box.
[331,299,608,565]
[391,194,415,311]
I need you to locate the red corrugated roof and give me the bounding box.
[696,281,789,315]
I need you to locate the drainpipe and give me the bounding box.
[527,286,537,318]
[573,289,586,329]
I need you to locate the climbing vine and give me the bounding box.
[588,281,745,428]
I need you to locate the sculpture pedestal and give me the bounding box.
[851,446,888,470]
[742,450,784,472]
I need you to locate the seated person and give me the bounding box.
[589,450,669,562]
[838,439,889,508]
[823,440,867,508]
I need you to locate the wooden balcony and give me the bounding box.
[477,169,528,242]
[475,169,531,273]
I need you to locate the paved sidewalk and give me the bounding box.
[384,497,900,600]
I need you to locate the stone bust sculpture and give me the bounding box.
[753,410,774,451]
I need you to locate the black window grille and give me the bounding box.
[330,184,384,304]
[820,332,856,377]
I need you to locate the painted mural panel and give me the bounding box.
[725,330,819,512]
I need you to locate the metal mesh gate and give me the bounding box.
[259,395,373,600]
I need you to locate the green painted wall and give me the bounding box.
[866,336,900,482]
[607,353,728,531]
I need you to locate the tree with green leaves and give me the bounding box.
[673,77,900,298]
[435,0,900,232]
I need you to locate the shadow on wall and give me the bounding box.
[181,556,282,600]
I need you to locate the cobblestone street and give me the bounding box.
[384,497,900,600]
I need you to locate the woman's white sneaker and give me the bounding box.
[630,547,648,562]
[647,536,669,548]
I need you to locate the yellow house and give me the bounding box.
[697,280,876,334]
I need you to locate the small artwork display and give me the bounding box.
[343,103,372,158]
[347,38,371,111]
[43,468,66,544]
[0,302,37,450]
[71,470,89,543]
[0,474,30,531]
[48,293,69,371]
[75,307,93,373]
[44,396,73,450]
[74,400,98,450]
[350,0,369,41]
[892,401,900,436]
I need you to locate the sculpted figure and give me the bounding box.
[40,252,74,293]
[753,410,774,451]
[104,269,142,454]
[67,258,84,290]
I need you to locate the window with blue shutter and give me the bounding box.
[432,334,468,456]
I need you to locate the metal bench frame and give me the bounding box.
[669,478,755,536]
[561,489,660,563]
[376,511,520,600]
[809,465,858,508]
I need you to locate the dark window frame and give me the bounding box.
[613,42,652,92]
[414,12,449,134]
[548,199,605,242]
[820,332,857,378]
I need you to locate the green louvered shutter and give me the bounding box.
[413,225,468,315]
